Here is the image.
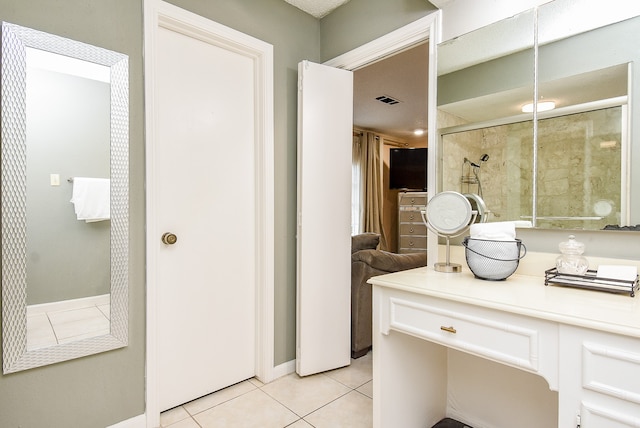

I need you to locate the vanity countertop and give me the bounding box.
[368,267,640,338]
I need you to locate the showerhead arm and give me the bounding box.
[464,157,480,168]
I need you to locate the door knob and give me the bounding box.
[161,232,177,245]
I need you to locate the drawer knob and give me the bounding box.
[440,326,457,334]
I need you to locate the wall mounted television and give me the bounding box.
[389,148,427,190]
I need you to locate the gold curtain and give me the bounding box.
[354,131,388,250]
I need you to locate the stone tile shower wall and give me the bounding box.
[440,106,622,229]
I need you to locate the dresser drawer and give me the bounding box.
[399,193,427,207]
[399,236,427,250]
[385,295,557,374]
[399,210,424,223]
[399,223,427,236]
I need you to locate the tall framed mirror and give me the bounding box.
[1,22,129,373]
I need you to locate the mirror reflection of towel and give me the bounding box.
[70,177,110,222]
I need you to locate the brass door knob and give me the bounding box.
[161,232,177,245]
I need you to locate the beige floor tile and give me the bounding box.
[325,352,373,389]
[261,372,352,417]
[166,417,200,428]
[183,379,257,415]
[356,380,373,398]
[160,406,190,427]
[194,388,299,428]
[249,377,265,387]
[304,390,373,428]
[287,419,314,427]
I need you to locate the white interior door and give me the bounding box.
[296,60,353,376]
[150,8,261,412]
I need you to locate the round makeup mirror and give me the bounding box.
[422,191,475,272]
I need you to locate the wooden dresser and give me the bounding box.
[397,191,427,254]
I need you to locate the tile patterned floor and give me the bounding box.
[160,352,373,428]
[26,299,110,350]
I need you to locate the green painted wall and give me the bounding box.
[0,1,146,427]
[0,0,437,426]
[320,0,437,61]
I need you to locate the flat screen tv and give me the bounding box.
[389,148,427,190]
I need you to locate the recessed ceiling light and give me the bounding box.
[521,101,556,113]
[413,129,425,136]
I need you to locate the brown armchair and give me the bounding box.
[351,233,427,358]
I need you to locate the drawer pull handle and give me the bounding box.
[440,326,457,334]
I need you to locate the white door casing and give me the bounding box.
[323,12,440,268]
[296,60,353,376]
[144,0,274,425]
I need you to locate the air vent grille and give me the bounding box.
[376,95,401,105]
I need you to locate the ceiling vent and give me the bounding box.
[376,95,401,105]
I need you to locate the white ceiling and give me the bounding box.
[353,43,429,144]
[283,0,351,18]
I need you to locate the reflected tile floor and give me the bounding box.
[26,298,110,350]
[160,352,373,428]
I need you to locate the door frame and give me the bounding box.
[143,1,274,426]
[323,11,441,268]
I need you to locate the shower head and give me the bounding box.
[480,154,489,163]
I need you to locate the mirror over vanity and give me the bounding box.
[1,22,129,373]
[436,3,640,231]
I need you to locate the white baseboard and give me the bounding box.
[27,294,110,316]
[106,414,146,428]
[271,359,296,380]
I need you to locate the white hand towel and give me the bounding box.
[597,265,638,281]
[70,177,110,222]
[470,221,516,241]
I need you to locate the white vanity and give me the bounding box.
[369,264,640,428]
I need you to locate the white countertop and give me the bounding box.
[368,266,640,338]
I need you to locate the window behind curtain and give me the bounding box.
[352,134,362,235]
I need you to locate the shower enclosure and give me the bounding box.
[440,104,625,230]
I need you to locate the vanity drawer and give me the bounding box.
[399,223,427,236]
[582,340,640,404]
[385,295,557,374]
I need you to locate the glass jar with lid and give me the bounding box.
[556,235,589,275]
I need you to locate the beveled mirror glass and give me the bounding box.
[1,22,128,373]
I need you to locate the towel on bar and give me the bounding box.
[70,177,110,222]
[470,221,516,241]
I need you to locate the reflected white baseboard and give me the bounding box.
[26,293,110,316]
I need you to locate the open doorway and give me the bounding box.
[352,42,429,252]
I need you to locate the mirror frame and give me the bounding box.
[1,22,129,373]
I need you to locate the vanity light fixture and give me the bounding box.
[521,100,556,113]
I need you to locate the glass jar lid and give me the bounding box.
[558,234,585,255]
